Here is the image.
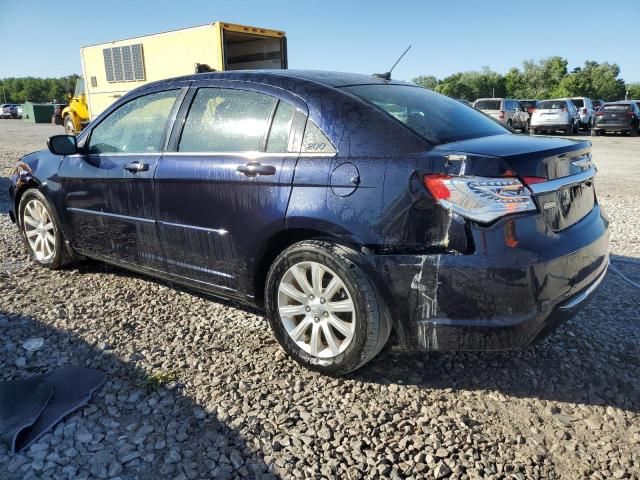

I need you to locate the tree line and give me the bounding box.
[0,75,80,103]
[413,57,640,101]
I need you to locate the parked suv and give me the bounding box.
[530,99,579,135]
[473,98,530,131]
[592,101,640,136]
[570,97,595,130]
[8,71,609,375]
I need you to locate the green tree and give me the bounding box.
[0,75,79,103]
[412,75,439,90]
[627,82,640,100]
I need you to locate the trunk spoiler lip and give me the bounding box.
[527,165,597,195]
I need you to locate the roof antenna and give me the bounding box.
[373,45,411,81]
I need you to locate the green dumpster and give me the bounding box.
[22,102,54,123]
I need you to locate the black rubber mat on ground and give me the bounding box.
[0,367,105,453]
[0,377,53,454]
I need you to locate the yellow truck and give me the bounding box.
[62,21,287,133]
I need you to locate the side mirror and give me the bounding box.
[47,135,78,155]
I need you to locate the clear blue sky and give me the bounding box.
[1,0,638,82]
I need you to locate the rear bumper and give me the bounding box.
[360,205,610,351]
[531,123,570,130]
[593,124,632,132]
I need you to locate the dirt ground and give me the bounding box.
[0,120,638,479]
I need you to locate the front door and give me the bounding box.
[59,87,185,268]
[154,83,306,300]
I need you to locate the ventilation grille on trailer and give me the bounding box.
[103,44,145,82]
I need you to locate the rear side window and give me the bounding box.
[88,90,180,154]
[474,99,502,110]
[345,85,508,145]
[179,88,277,152]
[301,120,336,154]
[538,101,567,110]
[266,101,296,153]
[602,104,631,112]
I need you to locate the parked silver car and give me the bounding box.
[570,97,595,130]
[473,98,530,131]
[530,99,579,135]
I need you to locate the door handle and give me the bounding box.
[236,162,276,177]
[123,161,149,173]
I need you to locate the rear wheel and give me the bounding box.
[564,122,573,135]
[265,240,390,375]
[523,120,530,133]
[631,126,638,137]
[18,189,74,269]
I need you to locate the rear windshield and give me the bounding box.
[538,100,567,110]
[473,99,501,110]
[602,104,631,112]
[571,98,584,108]
[520,100,537,108]
[342,85,508,145]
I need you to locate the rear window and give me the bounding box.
[571,98,584,108]
[538,101,567,110]
[473,99,502,110]
[602,104,631,112]
[343,85,508,145]
[520,100,537,108]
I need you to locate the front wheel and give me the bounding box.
[64,116,76,135]
[265,240,390,375]
[18,189,73,269]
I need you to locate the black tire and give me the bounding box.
[64,116,76,135]
[523,120,530,133]
[506,120,513,129]
[631,126,638,137]
[564,123,573,135]
[265,240,391,375]
[18,189,74,269]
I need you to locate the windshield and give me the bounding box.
[74,78,85,97]
[538,100,567,110]
[571,98,584,108]
[473,99,501,110]
[343,85,509,145]
[602,104,631,112]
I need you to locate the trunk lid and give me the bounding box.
[432,134,595,231]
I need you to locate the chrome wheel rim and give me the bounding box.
[23,199,56,262]
[278,261,356,359]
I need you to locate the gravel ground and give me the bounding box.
[0,121,639,480]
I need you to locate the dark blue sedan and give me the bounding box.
[8,70,609,375]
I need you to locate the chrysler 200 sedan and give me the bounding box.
[8,70,609,375]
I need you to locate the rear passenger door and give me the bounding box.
[154,82,307,299]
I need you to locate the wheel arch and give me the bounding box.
[14,180,42,226]
[253,227,362,305]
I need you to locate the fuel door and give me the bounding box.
[330,162,360,197]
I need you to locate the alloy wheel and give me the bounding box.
[22,198,56,262]
[277,261,356,358]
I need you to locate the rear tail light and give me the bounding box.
[499,111,505,120]
[596,112,605,116]
[423,175,537,223]
[521,176,546,185]
[582,108,588,114]
[626,112,635,117]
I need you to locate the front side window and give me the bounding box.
[88,90,180,154]
[179,88,277,152]
[345,85,508,145]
